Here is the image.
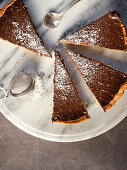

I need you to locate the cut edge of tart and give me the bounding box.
[52,50,90,124]
[65,49,127,111]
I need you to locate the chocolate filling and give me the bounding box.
[66,49,127,111]
[0,0,50,57]
[52,51,89,123]
[61,11,127,51]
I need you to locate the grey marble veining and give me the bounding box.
[0,0,127,142]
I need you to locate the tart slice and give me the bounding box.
[60,11,127,51]
[0,0,50,57]
[52,51,89,124]
[65,49,127,111]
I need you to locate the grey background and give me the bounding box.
[0,113,127,170]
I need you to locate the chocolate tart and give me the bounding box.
[0,0,50,57]
[65,49,127,111]
[52,51,89,124]
[60,11,127,51]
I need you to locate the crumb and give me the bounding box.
[15,61,19,65]
[84,102,88,107]
[49,105,53,112]
[95,100,99,107]
[107,64,113,68]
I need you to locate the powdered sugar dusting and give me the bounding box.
[12,21,49,56]
[0,0,50,57]
[53,51,87,121]
[67,50,97,84]
[67,49,127,107]
[20,68,45,102]
[61,24,100,46]
[61,11,127,51]
[30,75,45,102]
[55,56,71,94]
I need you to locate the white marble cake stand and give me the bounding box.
[0,0,127,142]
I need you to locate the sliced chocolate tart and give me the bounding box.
[52,51,89,124]
[60,11,127,51]
[65,49,127,111]
[0,0,50,57]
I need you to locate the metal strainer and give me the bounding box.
[0,73,35,99]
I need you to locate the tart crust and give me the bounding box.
[52,51,89,124]
[104,82,127,111]
[0,0,17,17]
[65,49,127,111]
[53,114,90,124]
[0,0,50,57]
[60,11,127,51]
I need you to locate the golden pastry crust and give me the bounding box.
[0,0,17,17]
[53,114,90,124]
[0,0,51,57]
[65,49,127,112]
[52,51,89,124]
[60,11,127,51]
[104,81,127,111]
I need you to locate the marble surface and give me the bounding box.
[0,0,127,142]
